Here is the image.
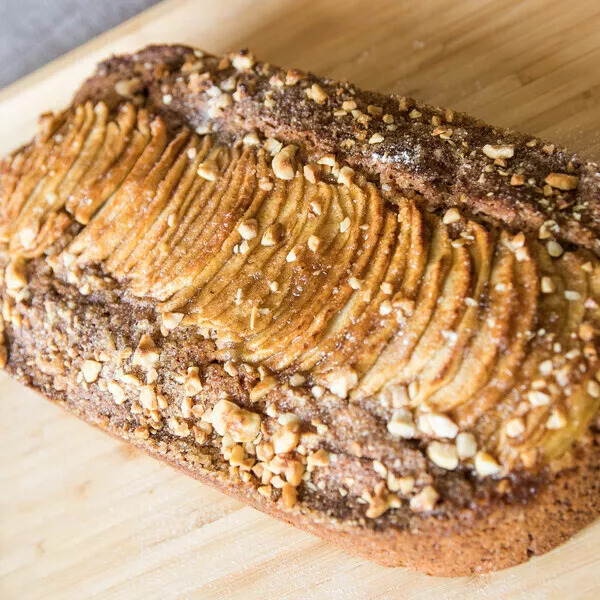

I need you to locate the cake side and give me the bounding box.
[1,44,600,576]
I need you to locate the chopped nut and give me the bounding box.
[5,258,27,290]
[379,300,393,316]
[545,173,579,191]
[210,399,261,442]
[579,322,595,342]
[162,94,173,105]
[261,222,283,246]
[366,495,392,519]
[587,380,600,398]
[564,290,581,301]
[546,407,568,430]
[427,441,458,470]
[510,174,525,186]
[250,376,277,401]
[540,276,555,294]
[259,176,274,191]
[232,51,255,71]
[162,311,184,331]
[133,335,159,370]
[307,235,321,252]
[184,366,203,396]
[242,132,260,146]
[257,485,272,498]
[286,247,298,262]
[546,240,564,258]
[134,425,150,440]
[387,410,416,439]
[272,145,297,180]
[528,390,551,406]
[368,133,384,144]
[409,109,422,119]
[238,218,258,240]
[81,359,102,383]
[272,426,300,454]
[325,366,358,398]
[474,451,501,477]
[455,432,477,459]
[115,77,142,98]
[339,217,351,233]
[482,144,514,159]
[307,448,330,468]
[337,166,355,186]
[423,413,459,439]
[306,83,328,104]
[410,485,439,512]
[107,381,126,404]
[139,385,157,410]
[442,207,461,224]
[281,483,297,508]
[197,162,218,181]
[303,164,317,184]
[505,417,525,438]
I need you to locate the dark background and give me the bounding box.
[0,0,159,88]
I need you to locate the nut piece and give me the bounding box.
[210,399,261,442]
[337,166,355,187]
[107,381,126,405]
[132,334,159,370]
[306,83,328,104]
[197,162,218,181]
[281,483,297,508]
[482,144,515,159]
[261,223,283,246]
[232,50,255,71]
[474,451,501,477]
[272,426,300,454]
[161,311,184,331]
[410,485,439,512]
[272,145,297,180]
[307,448,330,468]
[423,413,459,439]
[426,441,458,470]
[545,173,579,191]
[325,367,358,398]
[368,133,384,144]
[540,276,555,294]
[387,410,416,439]
[455,432,477,459]
[184,366,203,396]
[307,235,321,253]
[139,385,157,410]
[505,417,525,438]
[546,240,564,258]
[5,257,27,290]
[238,219,258,240]
[81,360,102,383]
[442,207,461,224]
[250,376,277,401]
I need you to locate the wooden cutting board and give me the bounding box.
[1,1,600,598]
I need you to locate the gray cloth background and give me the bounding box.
[0,0,160,88]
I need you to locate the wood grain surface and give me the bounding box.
[1,1,600,598]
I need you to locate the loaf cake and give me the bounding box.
[1,44,600,576]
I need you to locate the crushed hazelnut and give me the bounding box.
[325,366,358,398]
[545,173,579,191]
[387,410,416,439]
[250,376,277,401]
[238,219,258,240]
[307,235,321,253]
[482,144,515,159]
[281,483,297,508]
[261,222,283,246]
[272,145,297,180]
[307,448,330,468]
[410,485,439,512]
[272,426,300,454]
[184,366,203,396]
[306,83,328,104]
[427,441,458,470]
[505,417,525,438]
[197,162,218,181]
[442,207,461,224]
[455,432,477,459]
[210,399,261,442]
[81,359,102,383]
[474,451,501,477]
[132,335,159,370]
[337,166,355,186]
[5,258,27,290]
[368,133,384,144]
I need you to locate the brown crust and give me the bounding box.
[1,44,600,577]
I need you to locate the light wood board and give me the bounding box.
[1,1,600,598]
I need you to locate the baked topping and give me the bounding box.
[2,47,600,531]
